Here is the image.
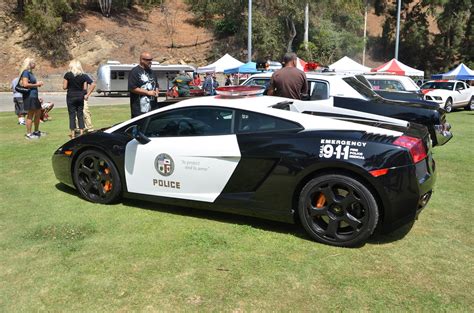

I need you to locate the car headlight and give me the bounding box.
[433,96,442,100]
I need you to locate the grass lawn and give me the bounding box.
[0,105,473,311]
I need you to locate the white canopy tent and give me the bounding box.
[197,54,244,73]
[328,56,371,74]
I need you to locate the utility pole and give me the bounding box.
[395,0,401,59]
[304,2,309,50]
[362,1,368,65]
[248,0,252,62]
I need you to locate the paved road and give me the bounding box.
[0,92,131,112]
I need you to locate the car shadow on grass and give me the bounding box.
[122,197,311,242]
[54,183,309,242]
[368,221,415,245]
[55,183,414,247]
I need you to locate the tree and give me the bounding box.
[98,0,111,17]
[433,0,471,70]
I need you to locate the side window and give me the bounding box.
[368,79,381,90]
[389,80,405,91]
[308,81,329,100]
[236,110,302,133]
[111,71,125,80]
[456,83,465,90]
[144,107,234,137]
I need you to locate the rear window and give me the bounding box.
[342,77,380,100]
[368,79,406,91]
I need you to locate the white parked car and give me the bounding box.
[421,80,474,112]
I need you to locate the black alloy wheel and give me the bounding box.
[444,98,453,113]
[298,174,379,247]
[73,150,122,204]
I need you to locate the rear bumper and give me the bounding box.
[377,154,436,233]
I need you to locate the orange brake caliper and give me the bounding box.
[103,168,112,192]
[316,193,326,208]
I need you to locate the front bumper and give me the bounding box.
[424,95,444,105]
[52,149,75,188]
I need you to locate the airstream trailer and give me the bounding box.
[96,61,195,95]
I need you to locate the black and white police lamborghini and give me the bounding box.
[52,87,436,247]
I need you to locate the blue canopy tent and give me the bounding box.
[431,63,474,80]
[224,62,258,74]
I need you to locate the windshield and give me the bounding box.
[243,78,270,87]
[421,81,454,90]
[343,76,381,100]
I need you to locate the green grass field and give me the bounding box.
[1,105,473,311]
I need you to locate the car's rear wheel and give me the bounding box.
[298,174,379,247]
[444,98,453,113]
[73,150,122,204]
[465,96,474,111]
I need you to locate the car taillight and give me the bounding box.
[393,136,427,164]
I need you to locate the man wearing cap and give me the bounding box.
[267,52,308,100]
[128,52,159,118]
[171,71,192,97]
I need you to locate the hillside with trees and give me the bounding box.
[1,0,472,86]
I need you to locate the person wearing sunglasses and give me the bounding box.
[128,52,159,118]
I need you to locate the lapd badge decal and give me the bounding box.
[155,154,174,176]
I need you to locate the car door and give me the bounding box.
[124,107,241,202]
[454,82,470,106]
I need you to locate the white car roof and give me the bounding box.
[106,95,403,137]
[242,72,366,99]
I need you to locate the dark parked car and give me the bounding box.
[242,73,452,147]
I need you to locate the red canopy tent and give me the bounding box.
[296,58,307,72]
[371,58,424,76]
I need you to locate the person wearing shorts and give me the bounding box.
[11,77,27,125]
[19,57,44,139]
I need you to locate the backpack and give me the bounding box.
[15,73,30,94]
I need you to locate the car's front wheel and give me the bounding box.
[73,150,122,204]
[298,174,379,247]
[444,98,453,113]
[465,96,474,111]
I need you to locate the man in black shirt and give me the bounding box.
[128,52,159,118]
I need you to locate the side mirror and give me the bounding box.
[124,125,150,145]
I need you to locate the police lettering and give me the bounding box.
[153,179,181,189]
